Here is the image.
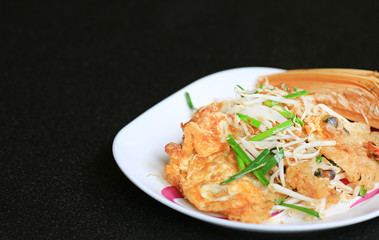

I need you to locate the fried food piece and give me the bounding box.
[285,161,341,207]
[285,161,334,199]
[307,112,379,190]
[164,102,274,223]
[364,141,379,161]
[165,69,379,223]
[258,69,379,129]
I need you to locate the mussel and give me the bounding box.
[258,69,379,129]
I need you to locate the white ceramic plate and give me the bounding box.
[112,67,379,232]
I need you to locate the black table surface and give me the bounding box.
[1,1,378,239]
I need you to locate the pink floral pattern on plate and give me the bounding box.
[161,186,183,204]
[161,186,379,219]
[350,188,379,208]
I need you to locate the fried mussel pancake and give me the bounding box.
[165,70,379,223]
[287,94,379,192]
[306,111,379,190]
[285,161,341,205]
[164,102,274,224]
[260,68,379,191]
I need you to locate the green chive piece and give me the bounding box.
[283,90,309,98]
[243,152,270,186]
[227,134,254,166]
[259,84,263,89]
[235,154,246,170]
[260,148,284,175]
[278,110,293,118]
[279,203,320,218]
[235,148,270,186]
[294,86,298,92]
[278,107,304,126]
[227,136,248,170]
[359,185,367,197]
[185,92,195,110]
[316,155,323,164]
[263,100,279,107]
[248,120,294,141]
[250,149,271,166]
[221,149,271,185]
[253,170,269,186]
[234,143,270,186]
[274,198,286,205]
[236,85,244,90]
[237,113,261,128]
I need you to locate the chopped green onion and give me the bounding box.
[251,149,271,166]
[227,136,248,170]
[248,120,294,141]
[278,107,304,126]
[259,84,263,89]
[235,154,246,170]
[263,100,278,107]
[233,144,270,186]
[237,113,261,128]
[221,149,271,185]
[278,110,293,118]
[260,148,284,175]
[316,155,323,164]
[294,86,298,92]
[227,135,256,167]
[283,90,309,98]
[236,85,244,90]
[274,198,286,204]
[253,169,269,186]
[279,202,320,218]
[359,185,367,197]
[185,92,195,110]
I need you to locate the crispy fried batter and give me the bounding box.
[364,141,379,161]
[285,161,335,199]
[164,84,379,223]
[307,112,379,190]
[164,103,273,223]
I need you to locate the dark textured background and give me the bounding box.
[1,1,378,239]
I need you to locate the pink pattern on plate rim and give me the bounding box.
[271,211,283,217]
[161,186,228,219]
[161,186,183,204]
[350,188,379,208]
[161,186,379,217]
